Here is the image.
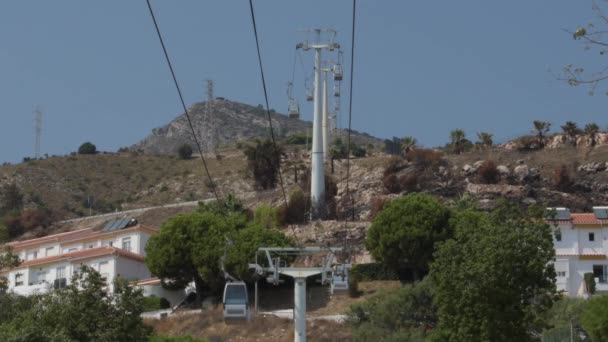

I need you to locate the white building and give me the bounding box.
[0,221,187,306]
[548,207,608,297]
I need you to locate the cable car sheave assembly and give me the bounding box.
[245,247,351,342]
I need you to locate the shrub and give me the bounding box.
[351,145,367,158]
[78,142,97,154]
[350,263,399,281]
[553,165,573,192]
[584,272,596,294]
[19,208,53,231]
[405,148,444,170]
[580,295,608,341]
[143,295,164,312]
[478,160,499,184]
[285,133,310,145]
[253,205,280,229]
[280,187,309,224]
[399,174,418,192]
[160,297,171,309]
[177,144,193,160]
[382,173,400,194]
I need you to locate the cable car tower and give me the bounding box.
[296,29,340,219]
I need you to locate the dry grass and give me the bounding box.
[147,280,398,341]
[148,307,350,342]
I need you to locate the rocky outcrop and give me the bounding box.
[131,99,382,155]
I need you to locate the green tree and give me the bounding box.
[476,131,493,148]
[584,122,600,147]
[561,121,581,146]
[0,266,151,341]
[243,139,283,190]
[365,193,451,281]
[400,136,417,156]
[177,143,193,160]
[449,129,466,154]
[0,246,20,292]
[581,294,608,341]
[533,120,551,148]
[429,202,557,341]
[145,210,247,303]
[78,141,97,154]
[225,223,292,281]
[348,280,435,342]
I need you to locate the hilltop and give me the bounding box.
[131,99,382,156]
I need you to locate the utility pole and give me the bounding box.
[34,107,42,159]
[296,29,339,220]
[206,79,214,101]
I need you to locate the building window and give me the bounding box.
[557,271,566,277]
[33,251,38,259]
[37,270,47,284]
[14,273,23,286]
[589,232,595,241]
[68,248,77,253]
[122,237,132,252]
[593,265,607,283]
[54,266,67,289]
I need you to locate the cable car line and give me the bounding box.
[144,0,220,202]
[247,0,288,207]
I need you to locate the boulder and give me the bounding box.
[578,162,607,173]
[462,164,475,175]
[514,165,529,181]
[496,165,510,175]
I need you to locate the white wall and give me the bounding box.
[141,284,188,307]
[114,256,150,282]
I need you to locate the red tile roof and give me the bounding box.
[547,213,608,225]
[14,246,144,269]
[6,224,159,250]
[571,213,608,225]
[7,228,96,248]
[133,277,161,286]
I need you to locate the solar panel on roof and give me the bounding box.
[102,220,116,231]
[116,218,130,229]
[593,207,608,219]
[546,207,571,220]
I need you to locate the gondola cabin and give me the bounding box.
[223,281,249,320]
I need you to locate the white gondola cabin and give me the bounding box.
[223,281,250,320]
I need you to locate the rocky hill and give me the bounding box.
[131,99,382,155]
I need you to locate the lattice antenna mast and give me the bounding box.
[206,79,214,101]
[34,107,42,159]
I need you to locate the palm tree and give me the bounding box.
[584,123,600,147]
[476,132,493,149]
[560,121,580,146]
[450,129,466,154]
[400,136,417,156]
[532,120,551,148]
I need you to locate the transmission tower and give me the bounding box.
[206,79,214,101]
[34,107,42,159]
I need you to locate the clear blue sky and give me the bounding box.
[0,1,606,163]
